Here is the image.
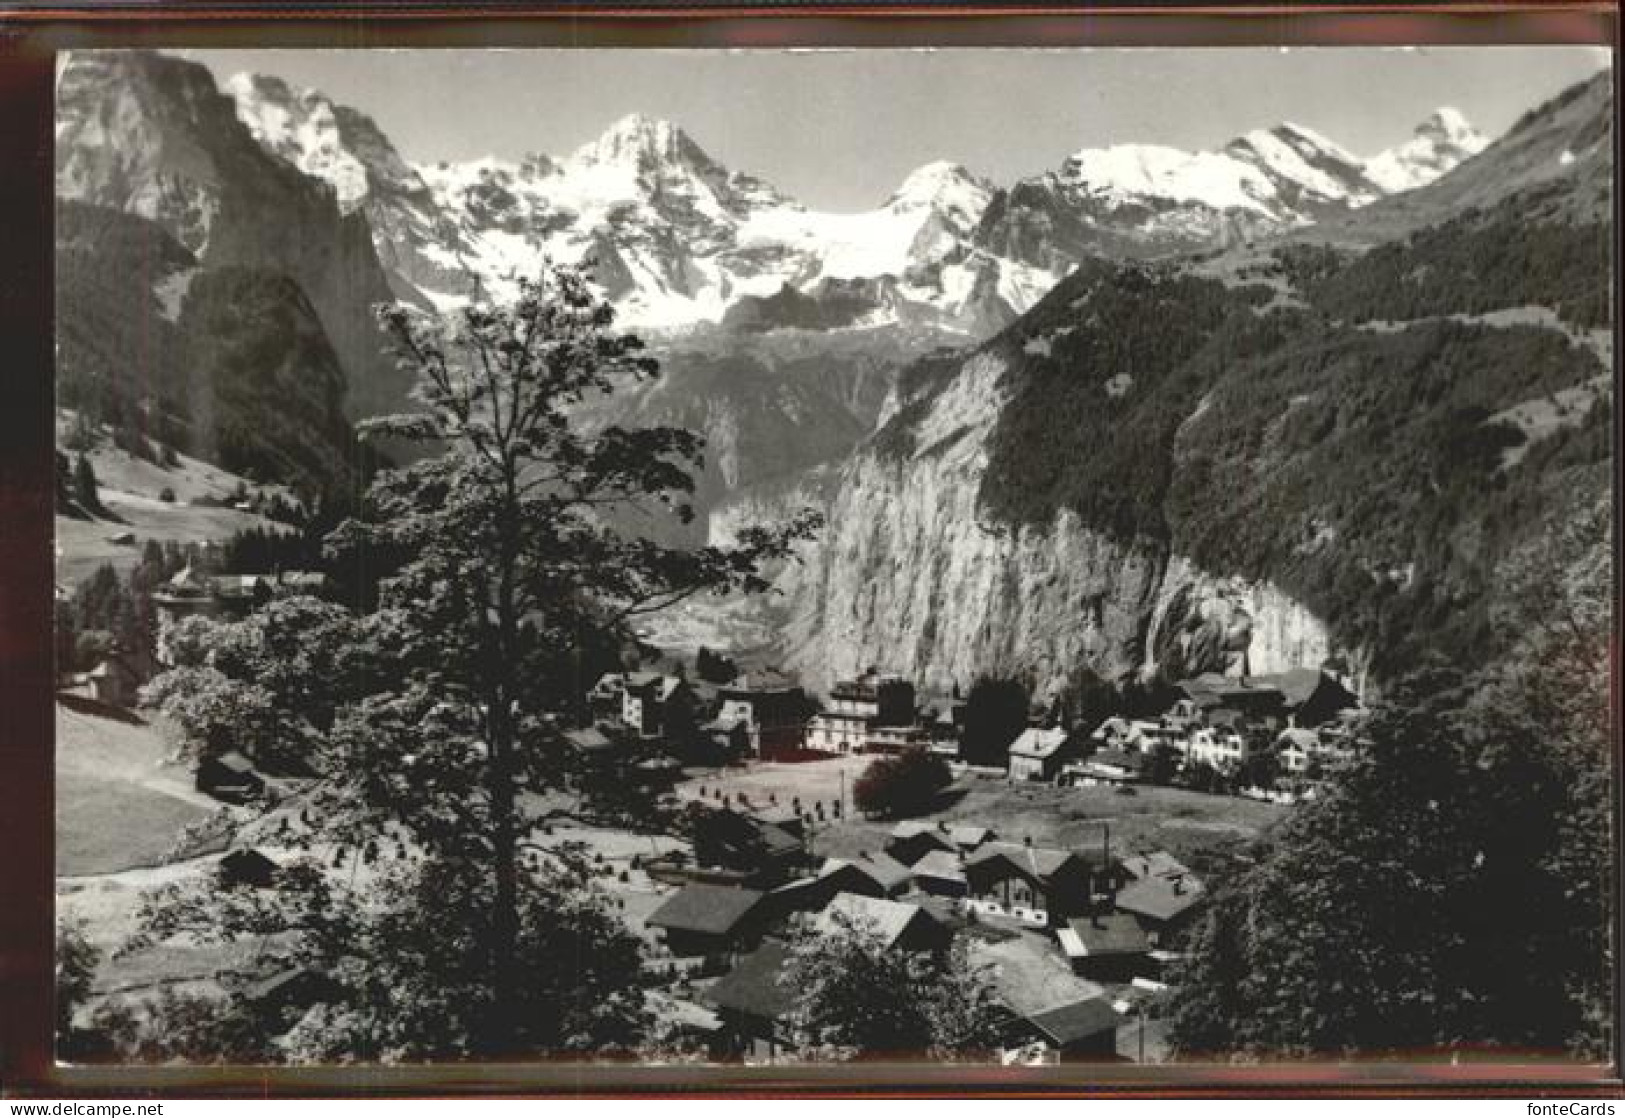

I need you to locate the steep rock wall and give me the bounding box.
[782,350,1349,697]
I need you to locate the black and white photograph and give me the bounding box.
[49,43,1615,1072]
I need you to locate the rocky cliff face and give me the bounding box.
[56,52,412,422]
[779,349,1338,696]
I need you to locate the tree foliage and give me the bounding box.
[780,910,1001,1061]
[959,676,1031,767]
[852,746,952,819]
[1168,499,1612,1059]
[131,265,817,1062]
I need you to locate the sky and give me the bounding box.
[182,46,1611,212]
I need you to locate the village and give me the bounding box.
[57,553,1365,1065]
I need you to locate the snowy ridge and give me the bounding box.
[223,71,1490,332]
[1364,107,1489,193]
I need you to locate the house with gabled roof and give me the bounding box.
[816,851,913,899]
[969,934,1121,1062]
[963,841,1101,924]
[910,849,968,898]
[1114,866,1206,945]
[814,892,949,955]
[1022,998,1123,1061]
[195,750,264,804]
[884,820,957,866]
[704,939,797,1060]
[1007,725,1074,782]
[1057,911,1151,981]
[646,883,767,959]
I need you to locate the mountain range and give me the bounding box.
[222,69,1486,334]
[53,50,1612,698]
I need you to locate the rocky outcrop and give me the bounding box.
[56,51,413,423]
[782,348,1349,697]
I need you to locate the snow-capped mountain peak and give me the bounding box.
[227,71,424,211]
[1364,106,1488,193]
[1060,143,1277,215]
[211,62,1501,333]
[568,112,712,173]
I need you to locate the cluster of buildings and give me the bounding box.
[643,802,1206,1063]
[578,659,1362,801]
[1050,669,1364,791]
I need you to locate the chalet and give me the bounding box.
[1250,667,1361,728]
[1020,998,1123,1062]
[1170,674,1287,730]
[1007,726,1073,782]
[692,808,808,886]
[1057,912,1151,981]
[717,673,809,759]
[814,893,950,955]
[884,821,956,866]
[218,847,279,889]
[816,851,913,899]
[195,750,264,803]
[1114,868,1206,945]
[910,849,968,898]
[705,940,797,1060]
[963,842,1098,924]
[970,935,1119,1061]
[646,883,767,959]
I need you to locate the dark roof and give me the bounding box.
[647,883,764,936]
[1115,874,1205,924]
[1026,998,1120,1046]
[705,940,795,1022]
[755,821,804,855]
[965,842,1076,881]
[823,851,912,891]
[1065,912,1150,957]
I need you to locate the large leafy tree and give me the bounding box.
[133,266,817,1060]
[853,746,952,819]
[1167,497,1612,1060]
[780,910,1002,1061]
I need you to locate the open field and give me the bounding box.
[674,757,1286,872]
[56,699,218,877]
[56,411,288,587]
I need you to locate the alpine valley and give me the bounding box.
[55,51,1613,697]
